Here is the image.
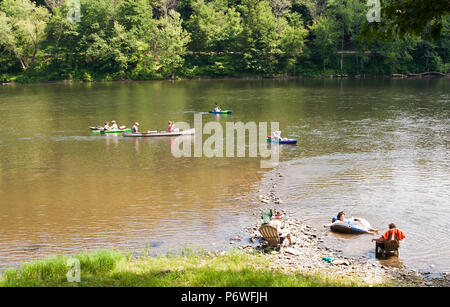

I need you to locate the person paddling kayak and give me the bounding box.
[104,121,110,131]
[110,120,118,130]
[272,131,287,141]
[214,104,221,112]
[132,122,140,133]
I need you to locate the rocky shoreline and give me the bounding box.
[228,165,449,287]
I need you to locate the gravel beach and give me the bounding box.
[229,165,449,287]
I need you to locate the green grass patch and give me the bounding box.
[0,249,384,287]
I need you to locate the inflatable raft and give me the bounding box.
[330,217,372,234]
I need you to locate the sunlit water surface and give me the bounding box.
[0,79,448,274]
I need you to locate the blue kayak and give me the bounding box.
[267,136,297,144]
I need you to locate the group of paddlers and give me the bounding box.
[103,120,121,130]
[102,121,179,133]
[102,120,139,133]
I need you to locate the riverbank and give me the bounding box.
[1,72,449,85]
[0,248,382,287]
[230,165,448,287]
[1,224,447,287]
[1,166,448,287]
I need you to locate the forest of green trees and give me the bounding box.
[0,0,449,82]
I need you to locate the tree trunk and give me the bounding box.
[340,36,344,72]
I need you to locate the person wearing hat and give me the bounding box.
[269,211,293,245]
[110,120,118,130]
[132,122,140,133]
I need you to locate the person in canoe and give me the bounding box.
[214,104,221,112]
[132,122,140,133]
[110,120,118,130]
[104,121,110,131]
[168,121,179,132]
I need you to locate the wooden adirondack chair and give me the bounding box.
[375,234,400,258]
[259,224,281,246]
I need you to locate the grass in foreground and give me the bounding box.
[0,249,385,287]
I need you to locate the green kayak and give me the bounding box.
[209,110,232,114]
[92,129,131,134]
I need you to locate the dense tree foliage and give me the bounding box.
[0,0,448,82]
[362,0,450,42]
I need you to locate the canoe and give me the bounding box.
[92,129,131,134]
[123,128,195,137]
[208,110,232,114]
[330,218,372,234]
[267,136,297,144]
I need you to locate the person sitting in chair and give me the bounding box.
[269,211,293,246]
[372,223,406,246]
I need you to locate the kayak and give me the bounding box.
[267,136,297,144]
[90,125,128,132]
[90,126,104,130]
[123,128,195,137]
[209,110,232,114]
[330,218,372,234]
[92,129,131,134]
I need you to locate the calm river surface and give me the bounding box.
[0,79,448,273]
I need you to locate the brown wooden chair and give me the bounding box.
[259,224,281,246]
[375,236,400,258]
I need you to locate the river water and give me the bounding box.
[0,79,448,274]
